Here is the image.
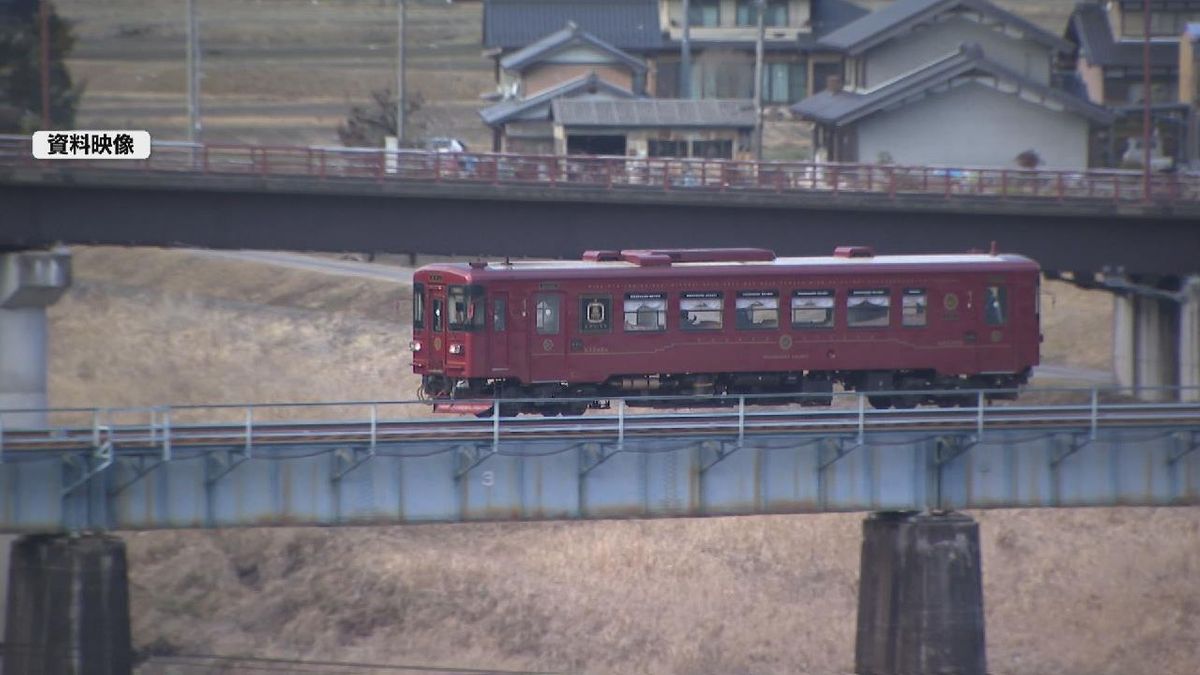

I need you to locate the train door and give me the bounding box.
[490,292,510,374]
[978,280,1014,372]
[530,291,567,382]
[428,286,446,372]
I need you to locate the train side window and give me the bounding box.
[680,291,723,330]
[493,297,506,332]
[985,285,1008,325]
[847,289,890,328]
[902,288,927,327]
[736,290,779,329]
[580,296,611,332]
[791,290,834,329]
[624,293,667,331]
[413,283,425,330]
[535,294,560,334]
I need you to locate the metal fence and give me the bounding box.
[4,135,1198,204]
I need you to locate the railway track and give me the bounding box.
[4,397,1199,455]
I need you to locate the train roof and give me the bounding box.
[417,249,1040,282]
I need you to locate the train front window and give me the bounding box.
[791,290,833,328]
[681,292,723,330]
[736,291,779,329]
[985,285,1008,325]
[493,297,506,332]
[624,293,666,332]
[847,289,890,328]
[413,283,425,330]
[448,285,486,331]
[902,289,927,327]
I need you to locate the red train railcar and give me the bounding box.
[410,247,1040,413]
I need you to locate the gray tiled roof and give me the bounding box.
[792,43,1115,125]
[480,72,638,126]
[484,0,664,51]
[819,0,1073,54]
[811,0,871,37]
[1066,2,1178,69]
[500,22,648,71]
[552,98,757,128]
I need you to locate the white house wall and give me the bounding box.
[864,17,1052,88]
[855,82,1089,168]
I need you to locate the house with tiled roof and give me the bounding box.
[1063,1,1200,167]
[792,0,1113,168]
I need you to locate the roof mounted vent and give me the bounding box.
[582,250,621,262]
[833,245,875,258]
[619,248,775,266]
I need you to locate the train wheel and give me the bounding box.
[868,395,892,410]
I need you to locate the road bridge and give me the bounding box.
[3,137,1200,276]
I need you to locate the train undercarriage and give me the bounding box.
[420,369,1030,416]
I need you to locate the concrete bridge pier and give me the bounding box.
[3,535,132,675]
[1111,275,1200,401]
[855,511,986,675]
[1180,278,1200,402]
[0,249,72,426]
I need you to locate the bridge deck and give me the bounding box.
[3,390,1198,532]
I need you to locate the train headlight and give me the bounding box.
[410,340,422,352]
[449,343,464,355]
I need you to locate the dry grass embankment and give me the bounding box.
[45,248,1200,675]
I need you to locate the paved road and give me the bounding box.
[188,249,415,284]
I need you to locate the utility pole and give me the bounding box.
[397,0,406,142]
[1141,0,1151,201]
[753,0,765,160]
[186,0,201,143]
[681,0,691,98]
[39,0,51,128]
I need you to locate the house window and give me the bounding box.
[811,61,843,94]
[681,291,723,330]
[763,62,807,103]
[847,289,890,328]
[694,60,754,98]
[791,289,834,328]
[624,293,667,331]
[736,290,779,329]
[902,289,927,327]
[736,0,788,27]
[691,140,733,159]
[657,61,680,97]
[649,139,689,158]
[580,295,611,332]
[689,0,720,27]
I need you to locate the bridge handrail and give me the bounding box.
[2,385,1197,457]
[3,135,1197,205]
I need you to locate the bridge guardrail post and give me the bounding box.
[618,399,625,449]
[1090,387,1099,441]
[976,390,985,439]
[492,397,499,448]
[163,408,172,462]
[738,395,745,445]
[0,414,5,463]
[370,403,378,453]
[244,407,252,458]
[858,394,865,445]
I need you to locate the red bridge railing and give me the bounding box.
[2,135,1197,205]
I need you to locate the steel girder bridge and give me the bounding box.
[1,388,1198,533]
